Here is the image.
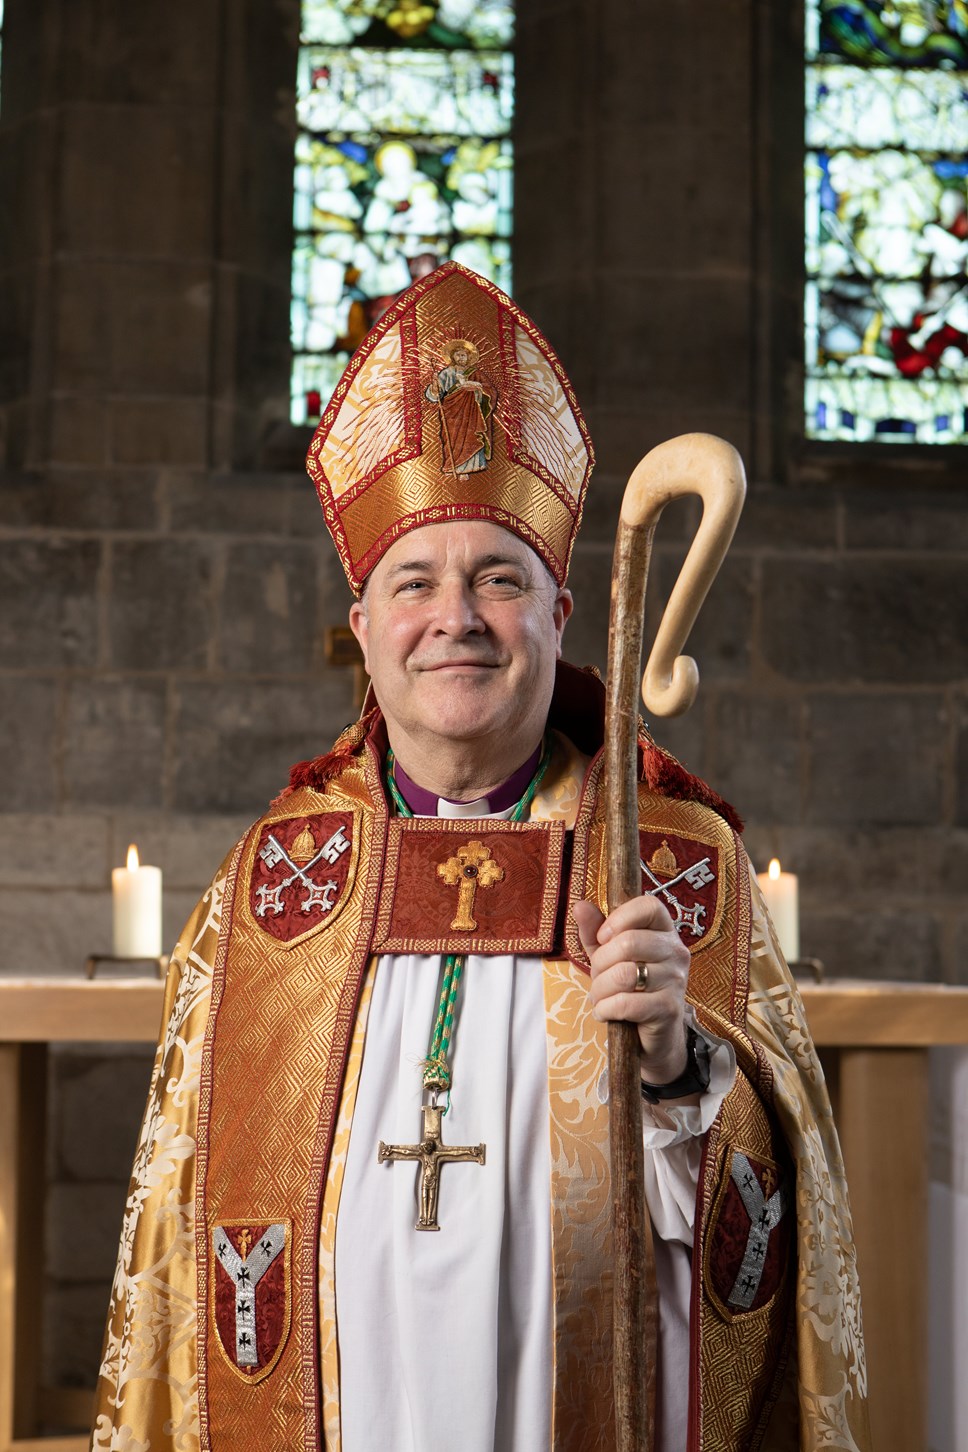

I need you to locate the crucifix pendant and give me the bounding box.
[378,1103,486,1231]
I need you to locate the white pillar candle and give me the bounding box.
[756,858,799,963]
[112,844,163,958]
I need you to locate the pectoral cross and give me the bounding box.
[437,840,504,931]
[378,1103,485,1231]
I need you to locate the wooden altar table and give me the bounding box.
[2,976,968,1451]
[797,979,968,1452]
[0,982,163,1452]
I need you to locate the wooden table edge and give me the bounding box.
[797,981,968,1046]
[3,977,968,1047]
[0,979,165,1043]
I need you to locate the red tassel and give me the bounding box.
[272,709,380,806]
[639,740,744,834]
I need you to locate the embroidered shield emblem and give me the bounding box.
[248,812,358,945]
[211,1220,291,1382]
[705,1149,792,1321]
[639,830,722,951]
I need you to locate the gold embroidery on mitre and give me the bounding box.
[648,839,679,878]
[437,840,505,932]
[289,825,317,864]
[305,261,594,594]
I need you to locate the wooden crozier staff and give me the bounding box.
[605,433,746,1451]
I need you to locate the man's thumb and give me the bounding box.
[571,899,605,958]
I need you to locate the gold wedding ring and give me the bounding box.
[633,962,649,992]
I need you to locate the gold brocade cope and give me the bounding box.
[91,849,241,1449]
[90,692,870,1452]
[744,881,871,1452]
[534,736,616,1452]
[194,746,387,1451]
[305,262,594,593]
[318,971,375,1452]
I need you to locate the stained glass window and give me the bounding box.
[805,2,968,443]
[290,1,515,426]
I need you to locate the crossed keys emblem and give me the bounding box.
[255,824,350,918]
[640,840,716,939]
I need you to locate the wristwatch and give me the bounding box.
[640,1026,711,1104]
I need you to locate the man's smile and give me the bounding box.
[414,658,502,671]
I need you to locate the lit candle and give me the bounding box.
[756,858,799,963]
[112,844,163,958]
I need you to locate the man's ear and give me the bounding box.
[553,589,574,658]
[348,600,370,673]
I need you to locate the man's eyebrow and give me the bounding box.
[384,553,529,579]
[475,554,527,571]
[384,558,433,578]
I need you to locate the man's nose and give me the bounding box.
[434,580,485,633]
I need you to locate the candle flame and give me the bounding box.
[768,858,781,880]
[126,843,140,872]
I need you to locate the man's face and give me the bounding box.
[348,521,572,776]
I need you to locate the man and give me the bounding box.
[92,263,870,1451]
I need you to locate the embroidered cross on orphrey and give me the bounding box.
[437,839,505,931]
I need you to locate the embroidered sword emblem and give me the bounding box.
[726,1153,789,1310]
[255,827,348,917]
[640,853,715,938]
[213,1224,287,1369]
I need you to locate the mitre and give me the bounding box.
[305,261,594,595]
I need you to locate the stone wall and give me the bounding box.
[1,0,965,1419]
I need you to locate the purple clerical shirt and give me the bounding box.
[392,745,541,817]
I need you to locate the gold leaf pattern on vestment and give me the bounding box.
[318,971,375,1451]
[746,876,869,1448]
[93,851,235,1450]
[532,734,615,1452]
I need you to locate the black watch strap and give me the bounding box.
[640,1025,711,1104]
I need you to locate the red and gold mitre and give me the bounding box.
[305,262,594,595]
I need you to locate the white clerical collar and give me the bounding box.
[435,796,517,821]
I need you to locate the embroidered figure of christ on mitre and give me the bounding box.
[305,259,593,594]
[91,262,870,1452]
